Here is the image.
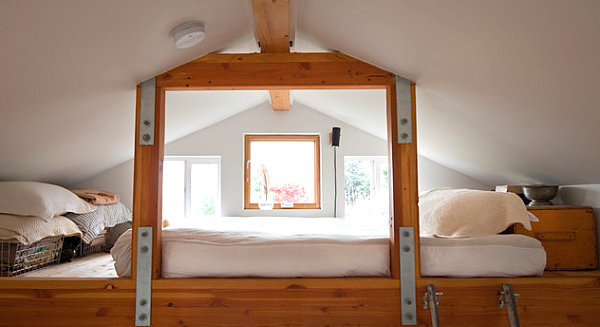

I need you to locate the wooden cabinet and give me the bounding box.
[513,206,598,270]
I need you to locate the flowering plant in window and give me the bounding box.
[270,184,307,203]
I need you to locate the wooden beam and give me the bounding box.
[251,0,291,110]
[251,0,290,53]
[132,82,165,280]
[157,52,395,90]
[269,89,289,110]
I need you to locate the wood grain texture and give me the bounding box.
[0,273,598,326]
[0,279,135,327]
[251,0,290,53]
[251,0,292,110]
[156,53,395,90]
[269,89,290,110]
[387,82,420,278]
[518,207,598,270]
[132,84,165,279]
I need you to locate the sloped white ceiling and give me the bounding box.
[292,90,387,140]
[298,0,600,185]
[165,90,268,143]
[0,0,254,184]
[1,0,599,187]
[164,89,386,146]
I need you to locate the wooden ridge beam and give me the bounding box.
[251,0,290,53]
[251,0,291,110]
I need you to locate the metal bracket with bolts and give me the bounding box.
[499,284,520,327]
[423,284,442,327]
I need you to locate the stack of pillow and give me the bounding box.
[66,189,132,244]
[0,181,133,247]
[0,181,95,245]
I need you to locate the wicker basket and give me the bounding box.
[79,231,106,257]
[0,236,64,277]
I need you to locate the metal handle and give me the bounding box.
[535,232,575,241]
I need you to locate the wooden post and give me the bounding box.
[387,81,419,279]
[132,82,165,280]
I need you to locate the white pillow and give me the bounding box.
[0,181,96,221]
[419,188,532,237]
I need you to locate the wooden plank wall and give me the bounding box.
[1,273,600,326]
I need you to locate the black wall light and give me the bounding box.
[332,127,341,217]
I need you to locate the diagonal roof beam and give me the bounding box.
[251,0,291,110]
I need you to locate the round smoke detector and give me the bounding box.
[170,21,206,49]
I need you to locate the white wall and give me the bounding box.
[417,156,491,193]
[556,184,600,265]
[75,102,493,215]
[73,160,134,209]
[166,101,387,217]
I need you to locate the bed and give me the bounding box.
[113,217,391,278]
[110,216,545,279]
[420,234,546,277]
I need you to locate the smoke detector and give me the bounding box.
[170,21,206,49]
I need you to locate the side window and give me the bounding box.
[344,156,389,219]
[162,156,221,220]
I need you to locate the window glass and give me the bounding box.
[190,163,220,217]
[162,157,221,221]
[245,135,320,209]
[162,160,185,218]
[344,157,389,219]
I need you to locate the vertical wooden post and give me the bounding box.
[132,81,165,280]
[387,82,419,279]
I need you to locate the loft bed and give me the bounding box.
[1,52,599,327]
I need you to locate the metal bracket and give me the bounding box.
[423,284,442,327]
[395,75,413,144]
[139,77,156,146]
[499,284,520,327]
[135,227,153,326]
[399,227,417,325]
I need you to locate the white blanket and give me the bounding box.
[419,188,532,237]
[0,214,82,245]
[112,217,391,278]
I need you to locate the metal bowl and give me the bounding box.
[522,185,558,206]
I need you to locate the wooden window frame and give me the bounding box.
[243,134,321,210]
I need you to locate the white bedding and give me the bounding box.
[111,217,546,278]
[0,213,82,245]
[112,217,391,278]
[420,234,546,277]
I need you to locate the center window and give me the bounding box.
[244,134,321,209]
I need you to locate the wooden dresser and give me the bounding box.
[513,206,598,270]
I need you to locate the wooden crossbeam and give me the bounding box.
[251,0,291,110]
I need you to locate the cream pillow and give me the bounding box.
[0,181,96,221]
[419,188,532,237]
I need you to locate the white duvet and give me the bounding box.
[111,216,546,278]
[111,217,391,278]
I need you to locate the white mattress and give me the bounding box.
[111,217,391,278]
[111,218,546,278]
[420,234,546,277]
